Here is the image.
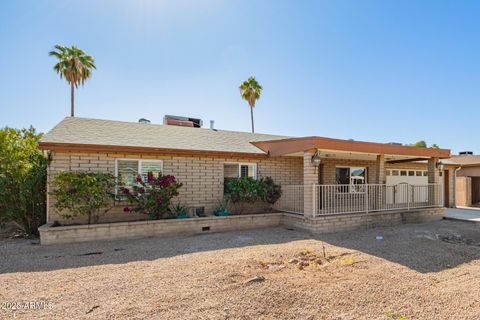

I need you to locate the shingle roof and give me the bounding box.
[442,155,480,166]
[39,117,289,155]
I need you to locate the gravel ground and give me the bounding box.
[1,219,480,320]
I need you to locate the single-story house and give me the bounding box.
[38,116,454,244]
[443,154,480,207]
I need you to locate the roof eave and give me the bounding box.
[38,142,269,158]
[251,137,451,159]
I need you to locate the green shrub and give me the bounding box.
[122,173,183,220]
[226,177,263,204]
[51,171,116,224]
[0,127,48,236]
[259,177,282,208]
[226,176,282,213]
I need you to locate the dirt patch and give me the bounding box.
[437,233,480,246]
[1,220,479,319]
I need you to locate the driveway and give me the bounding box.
[1,220,480,319]
[445,207,480,223]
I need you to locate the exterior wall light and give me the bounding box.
[311,151,321,172]
[436,161,444,171]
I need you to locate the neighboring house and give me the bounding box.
[39,116,452,229]
[443,154,480,207]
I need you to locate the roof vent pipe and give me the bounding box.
[210,120,215,130]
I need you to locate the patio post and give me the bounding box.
[427,157,440,206]
[303,149,318,217]
[375,154,386,184]
[374,154,386,211]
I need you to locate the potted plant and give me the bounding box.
[172,203,189,219]
[214,197,231,216]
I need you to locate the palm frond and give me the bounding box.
[49,44,96,87]
[239,76,262,108]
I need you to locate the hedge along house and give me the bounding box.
[39,116,452,244]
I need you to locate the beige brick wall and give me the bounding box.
[46,151,303,223]
[283,207,444,234]
[39,208,443,245]
[39,213,283,245]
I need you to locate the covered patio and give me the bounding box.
[252,137,451,217]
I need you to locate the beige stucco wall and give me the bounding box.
[46,151,303,224]
[456,176,472,207]
[457,166,480,177]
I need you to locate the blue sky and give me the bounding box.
[0,0,479,154]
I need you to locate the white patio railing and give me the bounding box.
[273,185,304,214]
[275,183,443,216]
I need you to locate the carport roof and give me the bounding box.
[251,136,451,159]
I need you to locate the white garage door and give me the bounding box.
[386,169,444,204]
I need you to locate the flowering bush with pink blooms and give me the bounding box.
[121,173,183,220]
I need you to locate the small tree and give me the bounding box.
[409,140,440,149]
[0,127,48,236]
[410,140,427,148]
[51,172,116,224]
[122,173,183,220]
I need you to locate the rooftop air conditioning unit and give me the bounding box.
[163,115,203,128]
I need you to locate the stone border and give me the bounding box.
[283,207,445,233]
[39,208,445,245]
[39,213,283,245]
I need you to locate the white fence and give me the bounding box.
[273,185,304,214]
[275,183,443,216]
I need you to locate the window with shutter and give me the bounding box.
[116,159,163,193]
[141,161,163,182]
[223,163,257,194]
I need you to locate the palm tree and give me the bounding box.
[239,76,262,133]
[49,45,96,117]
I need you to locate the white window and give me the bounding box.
[335,167,367,193]
[224,163,257,181]
[223,163,257,193]
[116,159,163,191]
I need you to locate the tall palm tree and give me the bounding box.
[239,77,262,133]
[49,45,96,117]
